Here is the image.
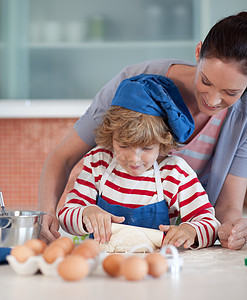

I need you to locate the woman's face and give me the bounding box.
[194,57,247,116]
[112,139,160,176]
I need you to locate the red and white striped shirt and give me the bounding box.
[58,147,220,248]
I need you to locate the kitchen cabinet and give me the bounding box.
[0,0,246,101]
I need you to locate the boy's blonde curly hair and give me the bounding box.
[95,106,177,154]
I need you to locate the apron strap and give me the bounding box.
[153,161,164,202]
[99,157,118,194]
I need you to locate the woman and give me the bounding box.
[39,12,247,249]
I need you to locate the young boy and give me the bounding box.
[58,74,220,249]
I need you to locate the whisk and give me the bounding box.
[0,187,7,215]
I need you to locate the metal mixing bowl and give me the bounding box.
[0,210,45,247]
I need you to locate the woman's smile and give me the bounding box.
[201,97,222,111]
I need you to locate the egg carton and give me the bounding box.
[128,244,183,274]
[6,254,99,277]
[160,245,183,273]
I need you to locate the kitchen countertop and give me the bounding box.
[1,244,247,300]
[0,99,92,118]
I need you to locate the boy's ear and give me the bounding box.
[195,42,202,63]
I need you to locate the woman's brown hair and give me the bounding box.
[200,11,247,75]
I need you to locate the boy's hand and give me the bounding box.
[159,223,197,249]
[82,206,125,243]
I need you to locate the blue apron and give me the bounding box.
[96,158,170,230]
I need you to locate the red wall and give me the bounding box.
[0,118,83,211]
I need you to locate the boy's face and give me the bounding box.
[112,139,160,176]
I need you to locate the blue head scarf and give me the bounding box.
[111,74,195,143]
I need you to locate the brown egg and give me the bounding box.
[42,244,66,263]
[102,254,125,277]
[51,237,74,254]
[11,245,35,263]
[82,239,101,256]
[25,239,47,255]
[57,255,89,281]
[145,252,168,278]
[72,239,100,259]
[121,256,148,281]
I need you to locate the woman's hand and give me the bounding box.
[159,223,197,249]
[82,206,125,243]
[39,213,61,244]
[215,174,247,250]
[218,218,247,250]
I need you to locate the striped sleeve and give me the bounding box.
[177,172,221,248]
[58,147,109,235]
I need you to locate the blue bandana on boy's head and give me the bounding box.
[111,74,195,143]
